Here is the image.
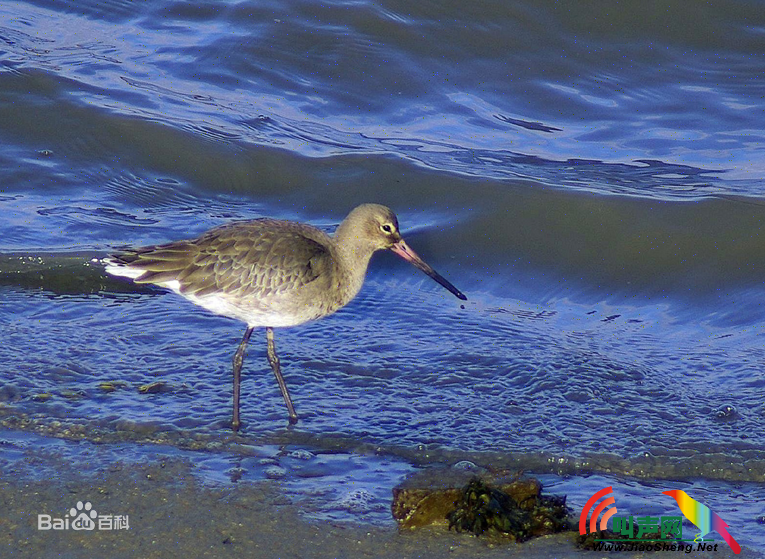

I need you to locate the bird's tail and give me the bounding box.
[713,517,742,554]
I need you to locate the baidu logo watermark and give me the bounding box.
[38,501,129,531]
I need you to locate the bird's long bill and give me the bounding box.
[390,239,467,301]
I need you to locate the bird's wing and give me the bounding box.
[110,219,333,299]
[693,500,712,537]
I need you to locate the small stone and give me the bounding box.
[138,382,170,394]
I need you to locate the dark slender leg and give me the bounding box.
[266,327,298,424]
[231,326,254,432]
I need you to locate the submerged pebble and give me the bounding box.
[713,404,738,420]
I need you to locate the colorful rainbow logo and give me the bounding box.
[662,489,741,554]
[577,486,742,554]
[579,486,617,535]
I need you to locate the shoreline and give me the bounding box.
[1,451,757,559]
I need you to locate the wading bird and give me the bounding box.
[105,204,466,430]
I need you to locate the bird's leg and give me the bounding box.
[231,326,254,432]
[266,327,298,424]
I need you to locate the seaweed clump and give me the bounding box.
[446,477,570,541]
[392,473,571,543]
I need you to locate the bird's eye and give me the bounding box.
[381,224,394,234]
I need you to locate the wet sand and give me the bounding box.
[1,454,758,559]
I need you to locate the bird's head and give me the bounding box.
[662,489,691,504]
[340,204,467,301]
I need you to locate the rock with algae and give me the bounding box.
[392,470,571,542]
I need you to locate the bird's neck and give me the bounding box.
[332,224,377,302]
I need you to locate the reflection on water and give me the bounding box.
[1,279,764,482]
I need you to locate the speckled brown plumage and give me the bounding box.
[105,204,466,429]
[108,219,344,327]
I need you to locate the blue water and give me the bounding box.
[1,0,764,552]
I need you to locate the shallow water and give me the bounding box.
[1,0,764,551]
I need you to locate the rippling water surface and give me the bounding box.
[2,0,764,550]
